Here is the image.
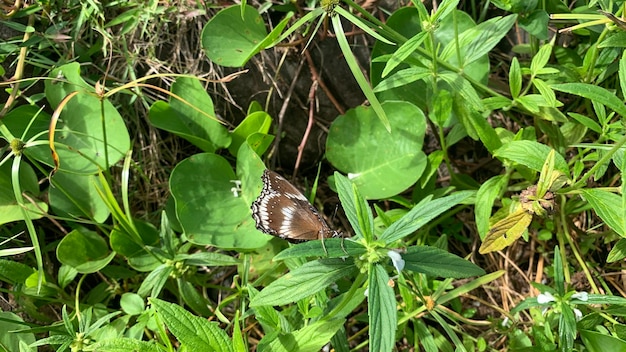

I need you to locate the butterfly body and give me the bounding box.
[251,169,340,242]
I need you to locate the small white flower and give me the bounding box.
[230,180,242,197]
[387,250,405,272]
[574,308,583,321]
[501,317,510,327]
[537,292,556,304]
[364,288,368,297]
[572,291,588,301]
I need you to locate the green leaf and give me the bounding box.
[332,14,390,131]
[439,72,484,111]
[0,161,47,225]
[532,78,557,108]
[530,42,553,74]
[110,220,160,271]
[273,238,367,260]
[250,258,357,306]
[580,329,626,352]
[552,83,626,118]
[266,318,346,352]
[403,246,485,278]
[43,63,130,173]
[149,77,230,152]
[334,172,374,242]
[475,175,507,238]
[381,32,427,78]
[493,141,569,175]
[620,51,626,102]
[0,312,35,352]
[380,191,473,243]
[569,112,602,133]
[56,229,115,273]
[516,94,549,113]
[368,264,396,352]
[519,10,549,40]
[580,189,625,236]
[559,304,576,351]
[479,208,532,253]
[170,153,268,249]
[137,264,173,297]
[455,101,503,154]
[120,292,145,316]
[509,57,521,98]
[201,5,268,67]
[0,259,34,285]
[326,101,427,199]
[150,298,233,352]
[178,278,212,316]
[374,67,430,92]
[49,171,109,223]
[607,238,626,262]
[179,252,240,266]
[229,111,272,156]
[90,338,162,352]
[439,14,517,67]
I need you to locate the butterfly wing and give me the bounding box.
[251,170,338,241]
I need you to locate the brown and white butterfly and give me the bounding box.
[251,169,340,242]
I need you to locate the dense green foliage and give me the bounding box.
[2,0,626,351]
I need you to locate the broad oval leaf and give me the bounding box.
[170,153,268,249]
[202,5,268,67]
[56,229,115,273]
[326,101,427,199]
[43,63,130,174]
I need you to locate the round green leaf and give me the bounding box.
[49,171,110,223]
[56,229,115,273]
[41,63,130,174]
[170,153,269,249]
[202,5,268,67]
[121,293,145,316]
[326,101,427,199]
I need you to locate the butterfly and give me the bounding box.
[251,169,340,242]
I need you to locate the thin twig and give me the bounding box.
[293,80,319,178]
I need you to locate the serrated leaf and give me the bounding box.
[150,298,233,352]
[90,338,162,352]
[250,258,357,306]
[266,318,345,352]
